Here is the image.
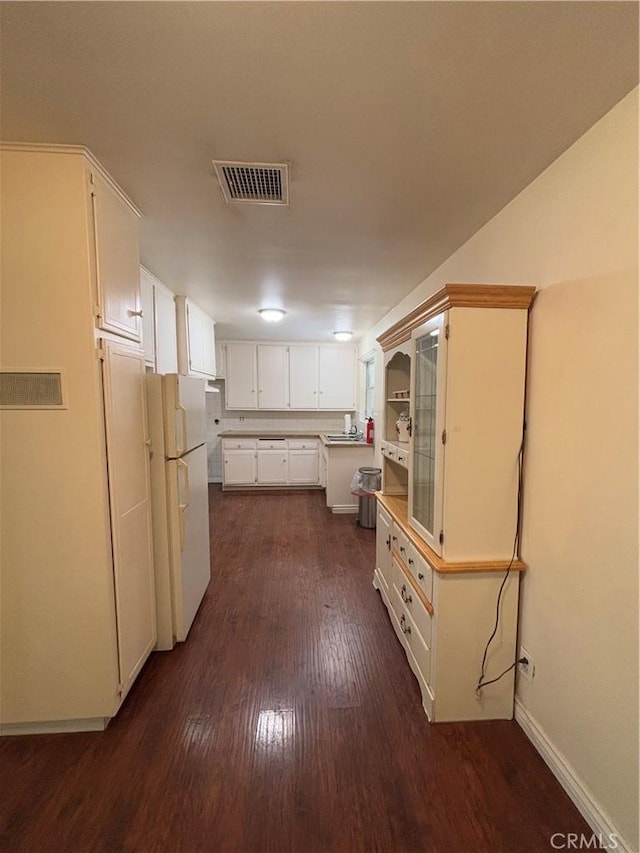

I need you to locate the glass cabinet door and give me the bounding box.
[409,312,447,551]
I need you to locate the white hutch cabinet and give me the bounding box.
[374,284,536,722]
[0,144,156,733]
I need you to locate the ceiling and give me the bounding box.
[1,2,637,343]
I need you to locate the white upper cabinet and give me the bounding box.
[90,168,142,342]
[225,342,258,409]
[224,342,357,411]
[257,345,289,409]
[140,267,178,374]
[140,268,156,367]
[289,345,319,409]
[318,345,357,410]
[214,340,227,379]
[176,297,216,380]
[154,283,178,374]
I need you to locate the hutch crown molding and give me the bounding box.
[377,283,536,352]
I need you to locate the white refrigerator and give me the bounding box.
[147,373,211,649]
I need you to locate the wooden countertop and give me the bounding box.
[376,492,526,575]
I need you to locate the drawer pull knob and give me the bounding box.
[400,614,411,635]
[408,558,414,565]
[418,572,424,580]
[401,584,412,604]
[399,546,405,553]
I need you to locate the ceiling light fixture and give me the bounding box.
[259,308,286,322]
[333,331,353,342]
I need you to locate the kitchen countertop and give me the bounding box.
[219,430,321,438]
[219,429,371,447]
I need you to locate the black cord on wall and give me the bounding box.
[475,431,525,695]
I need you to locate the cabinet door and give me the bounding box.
[202,312,217,378]
[288,450,319,484]
[318,345,356,410]
[154,284,178,374]
[91,169,141,342]
[256,450,289,484]
[140,268,156,368]
[289,345,319,409]
[176,298,216,380]
[409,313,447,554]
[375,504,393,594]
[225,343,257,409]
[257,345,289,409]
[186,301,205,375]
[223,450,257,485]
[101,339,156,696]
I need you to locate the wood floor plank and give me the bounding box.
[0,486,591,852]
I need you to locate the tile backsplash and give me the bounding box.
[206,381,354,482]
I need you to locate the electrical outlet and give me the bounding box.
[518,646,535,681]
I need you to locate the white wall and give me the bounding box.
[362,88,638,848]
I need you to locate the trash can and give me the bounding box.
[356,466,381,529]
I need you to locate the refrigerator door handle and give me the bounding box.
[177,458,190,551]
[176,402,188,457]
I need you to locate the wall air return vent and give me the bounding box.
[212,161,289,205]
[0,370,67,409]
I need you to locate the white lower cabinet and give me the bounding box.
[288,450,319,484]
[374,504,393,600]
[223,442,257,485]
[257,442,289,484]
[222,438,320,488]
[373,497,521,723]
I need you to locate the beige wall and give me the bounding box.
[362,88,638,847]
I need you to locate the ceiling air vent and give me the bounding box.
[213,160,289,205]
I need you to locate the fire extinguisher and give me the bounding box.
[366,417,374,444]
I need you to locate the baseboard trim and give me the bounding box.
[330,505,358,514]
[514,699,632,853]
[1,717,110,736]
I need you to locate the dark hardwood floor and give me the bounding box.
[0,486,590,852]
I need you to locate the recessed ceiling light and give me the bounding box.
[333,331,353,342]
[259,308,286,322]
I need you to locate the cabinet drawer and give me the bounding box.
[396,448,409,467]
[395,591,432,687]
[288,439,318,450]
[391,522,410,563]
[222,439,257,450]
[405,542,434,601]
[393,557,433,648]
[384,443,398,462]
[256,438,288,450]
